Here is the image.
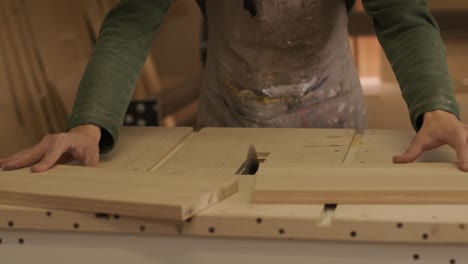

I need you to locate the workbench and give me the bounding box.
[2,127,468,264]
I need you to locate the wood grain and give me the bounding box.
[3,128,468,243]
[254,163,468,204]
[0,165,238,221]
[99,126,193,171]
[355,129,456,163]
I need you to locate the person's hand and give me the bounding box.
[393,110,468,171]
[0,125,101,173]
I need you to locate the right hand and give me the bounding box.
[0,125,101,173]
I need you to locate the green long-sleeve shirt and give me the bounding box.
[67,0,460,153]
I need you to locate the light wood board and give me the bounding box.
[99,126,193,171]
[254,163,468,204]
[0,165,238,221]
[355,129,456,163]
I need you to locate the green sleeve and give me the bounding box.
[67,0,172,153]
[362,0,460,131]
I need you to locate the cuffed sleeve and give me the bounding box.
[67,0,172,153]
[362,0,460,131]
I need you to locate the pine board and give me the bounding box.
[334,129,468,243]
[355,129,456,163]
[99,126,193,171]
[0,1,49,142]
[155,128,355,177]
[0,127,193,233]
[254,163,468,204]
[0,25,34,157]
[0,165,238,221]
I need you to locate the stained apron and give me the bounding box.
[196,0,366,132]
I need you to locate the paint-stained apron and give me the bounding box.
[196,0,366,132]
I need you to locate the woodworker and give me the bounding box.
[2,0,468,172]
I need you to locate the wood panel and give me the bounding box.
[0,21,34,157]
[355,129,456,163]
[0,127,192,233]
[155,128,355,178]
[99,126,193,171]
[0,0,49,142]
[0,165,238,221]
[334,129,468,243]
[153,127,256,176]
[253,163,468,204]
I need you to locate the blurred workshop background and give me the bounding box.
[0,0,467,157]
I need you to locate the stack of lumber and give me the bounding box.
[0,0,204,156]
[0,0,68,156]
[83,0,203,126]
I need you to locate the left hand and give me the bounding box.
[393,110,468,171]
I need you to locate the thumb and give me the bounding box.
[448,133,468,172]
[31,144,67,173]
[393,140,425,164]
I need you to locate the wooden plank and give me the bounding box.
[99,126,193,171]
[23,0,93,82]
[83,0,102,40]
[0,1,50,142]
[1,127,191,233]
[155,128,355,177]
[337,129,468,243]
[154,127,256,176]
[355,129,456,163]
[0,165,238,221]
[254,163,468,204]
[0,14,34,157]
[349,10,468,37]
[15,0,67,133]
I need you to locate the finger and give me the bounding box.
[1,143,48,171]
[57,153,74,165]
[0,149,31,168]
[454,142,468,172]
[0,158,7,168]
[31,144,68,173]
[393,139,426,164]
[441,128,468,172]
[82,147,100,167]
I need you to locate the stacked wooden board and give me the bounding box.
[0,0,203,151]
[253,163,468,204]
[0,127,240,221]
[0,0,69,156]
[2,127,468,244]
